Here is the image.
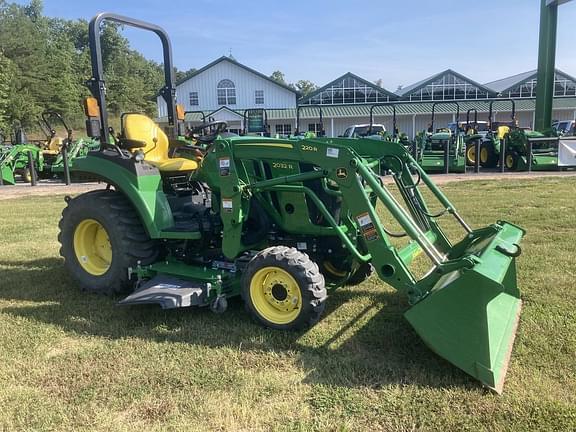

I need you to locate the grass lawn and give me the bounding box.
[0,177,575,431]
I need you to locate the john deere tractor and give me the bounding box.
[0,122,43,184]
[38,111,100,179]
[479,100,559,171]
[60,13,525,393]
[415,102,466,173]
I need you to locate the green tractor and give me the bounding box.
[38,111,100,179]
[0,123,43,185]
[479,99,559,171]
[415,102,466,173]
[461,108,490,167]
[60,13,525,393]
[368,103,414,149]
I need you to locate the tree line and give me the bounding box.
[0,1,322,139]
[0,0,191,136]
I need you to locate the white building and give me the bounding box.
[157,56,298,134]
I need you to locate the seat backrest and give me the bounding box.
[48,137,63,152]
[123,114,169,163]
[497,125,510,140]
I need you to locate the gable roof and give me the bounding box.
[396,69,496,98]
[176,56,299,95]
[484,68,576,94]
[299,72,398,104]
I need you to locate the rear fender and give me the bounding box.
[73,154,174,238]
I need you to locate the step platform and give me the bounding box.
[118,276,209,309]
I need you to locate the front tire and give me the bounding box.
[58,190,158,295]
[241,246,326,330]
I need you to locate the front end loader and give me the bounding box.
[59,13,525,393]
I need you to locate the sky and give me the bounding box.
[16,0,576,90]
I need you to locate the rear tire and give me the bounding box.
[241,246,326,330]
[58,190,158,295]
[480,142,498,168]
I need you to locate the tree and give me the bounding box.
[374,78,383,87]
[0,51,12,133]
[175,67,197,84]
[270,70,287,85]
[293,80,318,96]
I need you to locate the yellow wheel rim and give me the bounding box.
[73,219,112,276]
[249,266,302,325]
[467,146,476,163]
[505,154,514,169]
[480,147,488,163]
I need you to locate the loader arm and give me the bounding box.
[204,135,525,392]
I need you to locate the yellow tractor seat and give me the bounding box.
[43,137,63,155]
[123,113,198,172]
[497,125,510,140]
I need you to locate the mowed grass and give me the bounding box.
[0,177,575,431]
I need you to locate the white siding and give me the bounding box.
[157,59,297,117]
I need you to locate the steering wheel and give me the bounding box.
[187,121,228,144]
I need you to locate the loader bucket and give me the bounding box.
[1,164,15,185]
[405,221,524,393]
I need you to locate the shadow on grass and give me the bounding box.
[0,257,477,392]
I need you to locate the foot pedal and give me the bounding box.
[118,276,209,309]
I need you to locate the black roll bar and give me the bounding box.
[466,109,478,129]
[431,102,460,132]
[369,103,397,137]
[488,99,516,130]
[296,105,324,136]
[86,13,177,145]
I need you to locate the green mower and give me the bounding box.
[415,102,466,173]
[60,13,525,393]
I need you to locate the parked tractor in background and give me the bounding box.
[0,122,43,184]
[415,102,466,173]
[367,103,413,149]
[295,105,325,137]
[454,109,490,166]
[480,100,559,171]
[37,111,100,179]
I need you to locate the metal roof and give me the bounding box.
[395,69,497,98]
[483,68,576,94]
[177,98,576,122]
[298,72,398,104]
[484,70,537,93]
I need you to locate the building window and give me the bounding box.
[308,123,323,133]
[217,79,236,105]
[406,72,490,101]
[302,76,390,105]
[189,91,199,106]
[255,90,264,105]
[275,124,292,136]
